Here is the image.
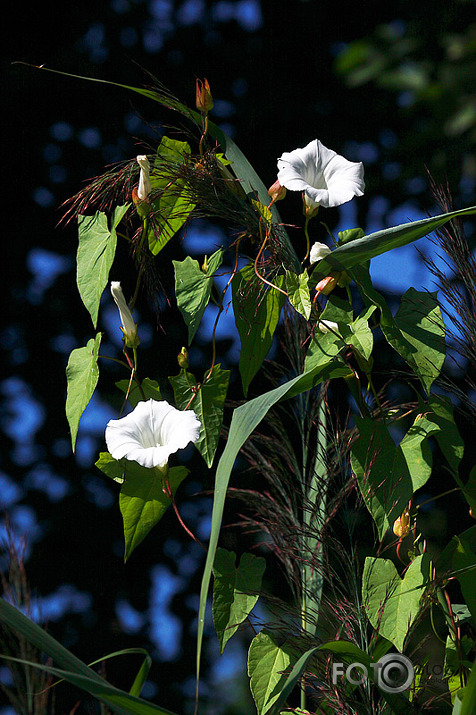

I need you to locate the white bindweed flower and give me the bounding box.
[277,139,365,210]
[105,399,201,469]
[110,281,140,348]
[317,320,340,334]
[309,241,332,265]
[136,155,151,201]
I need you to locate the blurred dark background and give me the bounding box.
[2,1,476,713]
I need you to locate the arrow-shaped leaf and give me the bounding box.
[65,333,102,451]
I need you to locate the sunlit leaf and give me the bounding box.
[352,267,445,392]
[232,266,285,395]
[286,270,312,320]
[310,205,476,285]
[65,333,102,452]
[362,555,430,651]
[115,377,162,408]
[212,548,265,654]
[120,464,188,561]
[351,414,440,538]
[173,248,225,344]
[77,204,129,328]
[95,452,124,483]
[169,364,230,467]
[147,136,195,255]
[248,631,294,715]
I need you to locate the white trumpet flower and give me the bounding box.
[277,139,364,210]
[105,399,201,469]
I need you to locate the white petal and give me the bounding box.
[309,242,332,265]
[276,139,364,209]
[277,151,309,191]
[125,444,173,469]
[105,399,200,469]
[157,407,201,450]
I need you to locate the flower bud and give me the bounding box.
[177,347,189,369]
[136,155,151,202]
[316,275,337,295]
[110,281,140,349]
[317,320,340,334]
[132,187,152,219]
[393,509,411,538]
[267,180,286,203]
[196,78,214,113]
[309,241,332,265]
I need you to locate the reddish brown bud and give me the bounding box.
[316,276,337,296]
[196,78,214,113]
[267,180,286,203]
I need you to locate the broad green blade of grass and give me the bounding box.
[0,600,175,714]
[195,359,351,694]
[310,205,476,284]
[0,655,177,715]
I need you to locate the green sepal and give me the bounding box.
[337,227,364,245]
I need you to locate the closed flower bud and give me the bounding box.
[393,509,411,538]
[196,78,214,113]
[110,281,140,349]
[309,241,332,265]
[317,320,340,334]
[177,347,189,369]
[316,275,337,295]
[136,155,151,202]
[267,180,286,203]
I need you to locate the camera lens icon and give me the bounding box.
[375,654,414,693]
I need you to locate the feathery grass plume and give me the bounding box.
[422,175,476,423]
[0,529,56,715]
[226,308,388,711]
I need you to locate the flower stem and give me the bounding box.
[164,478,206,552]
[303,216,311,263]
